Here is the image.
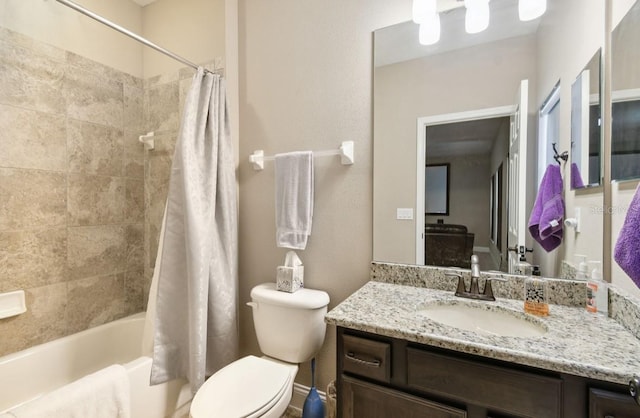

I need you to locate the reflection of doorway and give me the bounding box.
[416,107,514,271]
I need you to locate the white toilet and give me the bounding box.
[190,282,330,418]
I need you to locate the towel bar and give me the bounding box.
[249,141,355,170]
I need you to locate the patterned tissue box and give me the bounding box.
[276,265,304,293]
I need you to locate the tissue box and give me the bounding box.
[276,265,304,293]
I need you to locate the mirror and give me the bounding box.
[571,51,601,189]
[373,0,606,278]
[610,0,640,296]
[611,0,640,182]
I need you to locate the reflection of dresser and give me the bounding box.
[424,224,474,268]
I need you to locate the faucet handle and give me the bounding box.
[483,277,507,300]
[446,273,467,296]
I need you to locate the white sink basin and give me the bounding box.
[418,303,547,338]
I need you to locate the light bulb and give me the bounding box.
[519,0,546,21]
[413,0,437,24]
[465,1,490,34]
[419,13,441,45]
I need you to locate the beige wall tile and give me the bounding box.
[124,84,144,132]
[0,27,66,62]
[126,223,144,271]
[0,227,67,292]
[0,104,66,171]
[0,168,66,231]
[124,268,145,315]
[126,178,145,224]
[67,119,124,176]
[145,81,179,133]
[66,274,125,333]
[64,66,123,128]
[0,283,67,356]
[124,129,145,179]
[0,42,65,115]
[67,174,125,226]
[67,225,126,279]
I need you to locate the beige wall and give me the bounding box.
[373,35,537,264]
[141,0,225,78]
[0,0,144,77]
[238,0,413,394]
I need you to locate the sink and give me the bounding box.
[417,303,547,338]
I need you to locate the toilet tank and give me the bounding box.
[249,283,330,363]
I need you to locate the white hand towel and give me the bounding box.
[5,365,131,418]
[275,151,314,249]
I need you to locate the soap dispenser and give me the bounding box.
[575,254,589,280]
[586,261,607,315]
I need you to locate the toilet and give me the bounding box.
[190,283,330,418]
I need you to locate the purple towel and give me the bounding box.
[614,184,640,288]
[571,163,585,189]
[528,164,565,252]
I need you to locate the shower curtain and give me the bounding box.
[149,68,238,394]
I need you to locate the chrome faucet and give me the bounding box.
[447,255,506,301]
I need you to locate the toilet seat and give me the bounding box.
[190,355,298,418]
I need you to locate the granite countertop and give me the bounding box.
[325,280,640,385]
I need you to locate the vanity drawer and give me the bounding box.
[342,334,391,383]
[406,348,562,418]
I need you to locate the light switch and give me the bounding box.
[396,208,414,220]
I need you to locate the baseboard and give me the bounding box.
[290,382,326,410]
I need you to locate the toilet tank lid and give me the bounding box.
[251,283,330,309]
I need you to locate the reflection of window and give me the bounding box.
[612,99,640,181]
[425,164,449,215]
[538,83,561,185]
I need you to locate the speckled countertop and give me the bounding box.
[325,280,640,386]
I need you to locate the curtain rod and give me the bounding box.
[55,0,212,74]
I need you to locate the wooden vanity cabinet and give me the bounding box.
[336,327,640,418]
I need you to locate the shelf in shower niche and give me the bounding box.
[0,290,27,319]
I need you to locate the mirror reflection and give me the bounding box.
[570,51,601,189]
[612,0,640,182]
[373,0,606,278]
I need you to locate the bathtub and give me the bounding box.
[0,313,191,417]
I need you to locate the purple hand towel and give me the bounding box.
[614,184,640,288]
[528,164,565,252]
[571,162,585,189]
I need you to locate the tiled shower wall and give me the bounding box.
[0,27,219,357]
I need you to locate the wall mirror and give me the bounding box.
[372,0,606,279]
[611,0,640,182]
[570,51,602,189]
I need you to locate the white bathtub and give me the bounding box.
[0,313,191,417]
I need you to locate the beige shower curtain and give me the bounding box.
[148,68,238,393]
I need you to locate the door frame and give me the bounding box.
[415,105,516,264]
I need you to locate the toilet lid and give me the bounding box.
[190,356,294,418]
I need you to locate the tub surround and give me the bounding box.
[325,262,640,386]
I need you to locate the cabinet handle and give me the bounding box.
[346,352,381,368]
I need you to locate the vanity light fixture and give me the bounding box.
[413,0,546,45]
[413,0,441,45]
[419,12,441,45]
[518,0,547,21]
[464,0,490,34]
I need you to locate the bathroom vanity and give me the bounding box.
[326,270,640,418]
